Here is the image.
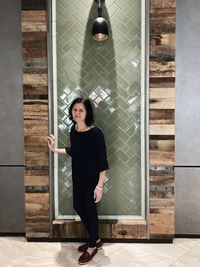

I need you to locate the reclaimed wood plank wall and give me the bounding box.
[22,0,176,239]
[22,0,50,238]
[149,0,176,239]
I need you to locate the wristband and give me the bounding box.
[96,186,103,191]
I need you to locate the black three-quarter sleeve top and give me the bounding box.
[65,123,109,190]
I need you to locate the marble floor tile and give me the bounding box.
[170,245,200,267]
[1,237,200,267]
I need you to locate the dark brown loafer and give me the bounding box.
[78,239,103,253]
[78,248,98,265]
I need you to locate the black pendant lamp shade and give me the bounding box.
[92,0,108,41]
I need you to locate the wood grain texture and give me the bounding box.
[149,0,175,238]
[24,99,48,117]
[25,175,49,186]
[22,0,50,239]
[22,1,46,11]
[22,32,47,48]
[150,125,175,135]
[150,169,174,186]
[23,58,47,74]
[22,11,46,22]
[22,22,47,32]
[24,136,49,152]
[150,110,174,124]
[24,118,48,136]
[150,62,175,78]
[52,220,147,239]
[25,151,49,166]
[23,74,48,86]
[150,87,174,98]
[150,214,174,235]
[25,193,50,237]
[150,0,176,9]
[150,142,174,166]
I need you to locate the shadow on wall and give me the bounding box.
[79,2,118,215]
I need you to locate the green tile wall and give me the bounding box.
[56,0,142,216]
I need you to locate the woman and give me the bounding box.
[48,97,109,264]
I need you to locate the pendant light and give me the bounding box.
[92,0,109,41]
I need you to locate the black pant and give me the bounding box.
[73,187,99,247]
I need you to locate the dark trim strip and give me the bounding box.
[27,237,173,243]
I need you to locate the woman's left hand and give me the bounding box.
[94,187,103,203]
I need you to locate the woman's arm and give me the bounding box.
[97,170,106,188]
[53,148,67,154]
[94,170,106,203]
[48,134,67,154]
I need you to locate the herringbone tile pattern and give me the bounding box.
[56,0,142,216]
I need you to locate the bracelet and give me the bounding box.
[96,186,103,191]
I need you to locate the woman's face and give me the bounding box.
[72,103,87,123]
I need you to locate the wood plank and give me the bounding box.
[22,11,46,22]
[150,110,174,124]
[150,170,174,187]
[150,214,174,235]
[23,85,48,96]
[25,136,49,152]
[25,151,49,166]
[151,0,176,9]
[23,48,47,58]
[150,151,174,166]
[22,22,47,32]
[150,51,175,62]
[25,146,49,152]
[151,33,175,48]
[24,118,48,136]
[150,125,175,135]
[150,195,174,214]
[25,169,49,176]
[150,77,175,86]
[150,199,174,208]
[150,191,174,199]
[24,100,48,117]
[25,175,49,186]
[150,8,176,15]
[150,135,174,140]
[23,58,47,74]
[150,12,176,20]
[150,140,174,152]
[23,74,48,86]
[150,208,174,214]
[22,32,47,48]
[52,220,147,239]
[25,136,48,147]
[111,220,147,239]
[25,193,50,236]
[150,88,174,98]
[150,98,174,109]
[150,20,175,35]
[150,62,175,78]
[22,1,47,11]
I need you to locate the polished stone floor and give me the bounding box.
[0,237,200,266]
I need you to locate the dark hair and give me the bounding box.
[69,97,94,126]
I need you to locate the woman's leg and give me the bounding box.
[73,187,89,230]
[83,190,99,248]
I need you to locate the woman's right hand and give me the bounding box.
[48,134,55,152]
